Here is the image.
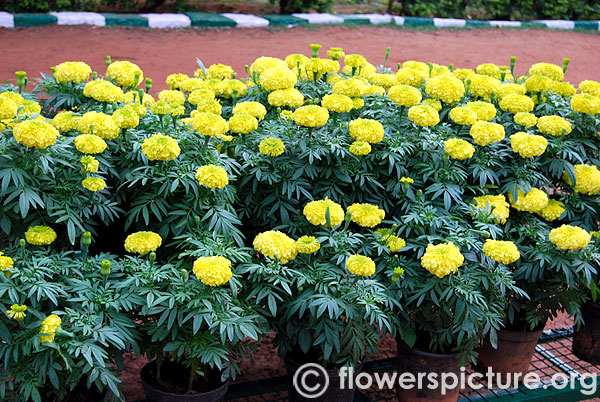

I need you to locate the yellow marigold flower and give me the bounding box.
[53,61,91,84]
[408,104,440,127]
[280,110,293,120]
[303,198,345,227]
[564,164,600,195]
[402,60,428,73]
[221,79,248,98]
[7,304,27,322]
[166,73,189,89]
[157,89,186,105]
[453,68,474,82]
[347,203,385,228]
[321,94,353,113]
[508,188,549,213]
[510,132,547,158]
[52,111,79,132]
[483,239,520,265]
[188,88,215,105]
[268,88,304,108]
[349,118,384,143]
[233,101,267,121]
[193,256,232,286]
[0,251,14,271]
[205,79,225,95]
[17,100,41,117]
[113,106,140,129]
[25,226,57,246]
[326,47,345,61]
[194,99,222,115]
[552,82,576,97]
[344,54,368,69]
[579,80,600,97]
[349,140,371,156]
[206,64,234,80]
[13,119,59,149]
[549,225,591,250]
[422,98,442,111]
[80,155,99,173]
[296,235,320,254]
[142,133,181,161]
[124,231,162,254]
[150,100,183,116]
[192,112,228,137]
[228,114,258,134]
[39,314,61,343]
[368,73,396,89]
[466,101,497,121]
[259,137,285,157]
[421,242,464,278]
[374,228,406,252]
[388,85,422,107]
[537,115,572,136]
[249,57,288,76]
[571,93,600,115]
[399,177,414,184]
[499,94,535,113]
[444,138,475,160]
[346,254,376,277]
[469,121,505,146]
[449,106,477,125]
[78,111,120,140]
[106,60,143,88]
[259,67,297,91]
[332,78,368,97]
[525,75,553,93]
[195,165,229,189]
[514,112,538,127]
[425,75,465,104]
[351,97,364,110]
[529,62,564,82]
[473,194,510,224]
[476,63,502,79]
[496,83,527,99]
[468,74,501,99]
[82,177,106,192]
[292,105,329,128]
[286,53,309,68]
[0,98,18,120]
[83,80,124,103]
[0,91,24,103]
[395,68,428,87]
[537,199,565,222]
[253,230,298,264]
[180,77,207,93]
[365,85,385,96]
[74,134,107,154]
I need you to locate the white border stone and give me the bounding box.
[0,12,14,28]
[434,18,466,28]
[392,16,405,25]
[337,13,392,24]
[140,13,191,28]
[534,20,575,29]
[221,13,269,27]
[292,13,344,24]
[490,20,522,27]
[49,12,105,26]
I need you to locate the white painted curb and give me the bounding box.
[337,13,393,24]
[141,13,191,28]
[490,20,522,27]
[221,13,269,27]
[49,12,106,26]
[535,19,575,29]
[434,18,466,28]
[0,11,14,28]
[292,13,344,24]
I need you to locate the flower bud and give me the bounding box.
[81,231,92,246]
[310,43,322,58]
[181,268,188,277]
[416,189,423,198]
[105,56,112,67]
[194,215,200,223]
[15,71,26,87]
[448,64,454,72]
[562,58,571,73]
[101,260,111,276]
[149,252,156,263]
[145,78,153,93]
[92,72,98,80]
[19,239,26,247]
[392,267,405,283]
[134,71,141,88]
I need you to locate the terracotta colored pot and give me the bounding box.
[475,328,543,379]
[396,341,461,402]
[285,356,362,402]
[573,302,600,365]
[141,360,229,402]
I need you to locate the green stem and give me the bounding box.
[188,358,199,393]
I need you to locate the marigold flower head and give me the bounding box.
[510,132,547,158]
[476,63,502,79]
[166,73,189,89]
[388,85,422,107]
[571,93,600,115]
[228,114,258,134]
[193,256,232,286]
[7,304,27,322]
[449,106,477,126]
[268,88,304,108]
[508,188,549,213]
[188,88,216,105]
[332,78,368,98]
[408,104,440,127]
[525,75,553,93]
[346,254,376,276]
[249,57,288,76]
[180,77,207,93]
[321,94,353,113]
[158,89,186,105]
[514,112,538,127]
[80,155,99,173]
[349,140,371,156]
[286,53,310,68]
[292,105,329,128]
[402,61,428,73]
[395,68,428,87]
[365,85,385,96]
[83,80,124,103]
[469,121,505,146]
[233,101,267,120]
[368,73,396,89]
[17,100,41,117]
[399,177,414,184]
[53,61,91,84]
[466,101,497,121]
[206,64,235,80]
[74,134,107,154]
[0,98,18,120]
[499,94,535,113]
[52,111,79,132]
[549,225,591,250]
[13,119,59,149]
[344,54,368,69]
[529,62,564,82]
[349,118,384,143]
[78,111,120,140]
[25,226,57,246]
[444,138,475,160]
[347,203,385,228]
[106,60,143,88]
[303,198,345,227]
[82,177,106,192]
[537,199,565,222]
[452,68,474,82]
[483,239,520,265]
[151,100,184,116]
[468,74,501,99]
[259,67,297,91]
[221,79,248,98]
[113,106,140,129]
[496,83,527,99]
[579,80,600,97]
[564,164,600,195]
[259,137,285,157]
[253,230,298,264]
[374,228,406,252]
[192,112,229,137]
[326,47,345,61]
[537,115,572,136]
[421,242,464,278]
[296,235,320,254]
[142,133,181,161]
[39,314,61,343]
[124,231,162,255]
[196,165,229,189]
[552,81,576,97]
[0,252,14,271]
[425,75,465,104]
[472,194,510,224]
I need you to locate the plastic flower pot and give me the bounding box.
[396,340,461,402]
[573,302,600,365]
[474,328,543,380]
[141,360,229,402]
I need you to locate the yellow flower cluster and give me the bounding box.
[192,112,229,137]
[233,101,267,120]
[259,67,297,91]
[13,119,59,149]
[349,118,384,143]
[395,68,428,87]
[564,164,600,195]
[497,83,526,99]
[537,199,565,222]
[52,111,78,132]
[552,81,576,97]
[25,225,57,245]
[537,115,572,136]
[74,134,107,154]
[113,106,140,129]
[292,105,329,127]
[0,251,14,271]
[499,94,534,113]
[408,104,440,127]
[346,254,376,276]
[158,89,186,105]
[509,132,548,158]
[82,177,106,192]
[193,256,233,286]
[347,203,385,228]
[529,62,564,82]
[39,314,62,343]
[400,177,414,184]
[571,94,600,115]
[345,54,368,68]
[579,80,600,97]
[166,73,189,89]
[83,80,124,103]
[421,242,464,278]
[249,57,288,76]
[253,230,298,263]
[468,74,501,99]
[321,94,353,113]
[465,101,497,121]
[332,78,368,98]
[188,88,216,105]
[80,155,99,173]
[303,198,345,227]
[296,235,320,254]
[195,165,229,189]
[368,73,396,89]
[53,61,92,83]
[508,188,549,213]
[483,239,520,264]
[7,304,27,321]
[17,100,42,117]
[525,75,553,93]
[549,225,591,250]
[469,121,505,146]
[425,75,465,104]
[78,111,120,140]
[349,140,371,156]
[151,100,184,116]
[259,137,285,157]
[207,64,235,80]
[444,138,475,160]
[374,228,406,252]
[106,60,143,88]
[514,112,538,127]
[0,97,18,120]
[142,133,181,161]
[195,99,222,115]
[228,114,258,134]
[388,85,422,107]
[124,231,162,255]
[476,63,502,79]
[449,106,477,125]
[268,88,304,108]
[473,194,511,224]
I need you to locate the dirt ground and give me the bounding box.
[0,26,599,92]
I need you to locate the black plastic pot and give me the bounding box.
[141,361,229,402]
[573,302,600,365]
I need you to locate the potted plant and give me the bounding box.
[573,268,600,364]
